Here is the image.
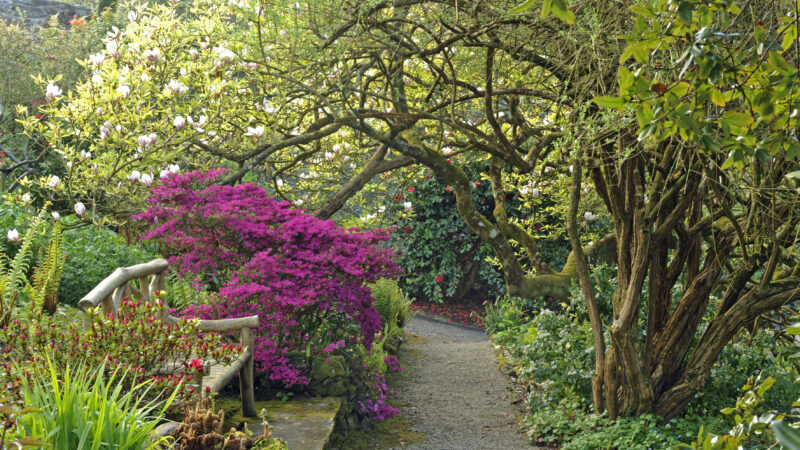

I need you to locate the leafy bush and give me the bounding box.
[1,295,237,406]
[501,309,596,409]
[369,278,414,340]
[17,355,175,449]
[59,223,158,306]
[135,169,401,387]
[387,166,516,303]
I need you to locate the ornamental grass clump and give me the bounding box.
[135,169,401,386]
[16,355,177,449]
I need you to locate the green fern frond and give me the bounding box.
[2,211,45,307]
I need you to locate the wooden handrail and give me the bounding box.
[78,259,169,310]
[78,259,259,417]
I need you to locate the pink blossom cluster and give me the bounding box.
[357,372,400,421]
[136,169,401,386]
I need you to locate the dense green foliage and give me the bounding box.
[59,224,157,306]
[17,356,175,449]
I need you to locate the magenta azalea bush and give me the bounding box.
[135,169,401,386]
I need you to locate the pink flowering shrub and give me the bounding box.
[135,169,401,386]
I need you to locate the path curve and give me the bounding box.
[395,315,532,450]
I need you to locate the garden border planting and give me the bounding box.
[77,258,260,417]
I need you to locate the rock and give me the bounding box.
[0,0,91,28]
[309,354,348,397]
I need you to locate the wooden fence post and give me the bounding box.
[239,327,256,417]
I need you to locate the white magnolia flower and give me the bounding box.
[258,98,276,114]
[45,82,62,100]
[173,116,186,129]
[332,144,341,153]
[584,211,596,222]
[99,121,113,140]
[47,175,60,189]
[293,199,304,206]
[127,10,137,22]
[51,211,60,221]
[168,164,180,174]
[166,79,189,95]
[96,107,104,115]
[403,201,412,211]
[140,173,153,186]
[7,229,19,242]
[532,188,540,199]
[116,85,131,98]
[80,150,92,160]
[105,40,119,58]
[106,26,121,40]
[137,133,157,148]
[91,72,103,84]
[66,161,73,169]
[324,152,335,161]
[74,202,86,216]
[442,146,453,155]
[276,178,284,187]
[214,46,236,63]
[129,170,141,182]
[188,48,198,58]
[89,52,105,66]
[144,48,160,63]
[160,169,169,179]
[20,193,31,205]
[245,125,265,138]
[379,205,386,213]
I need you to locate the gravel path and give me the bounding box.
[395,315,532,450]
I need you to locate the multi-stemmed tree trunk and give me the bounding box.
[282,0,800,420]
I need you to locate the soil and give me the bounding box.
[393,315,533,449]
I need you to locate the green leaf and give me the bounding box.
[756,377,775,396]
[540,0,552,18]
[788,142,800,160]
[771,420,800,449]
[629,5,654,19]
[550,0,576,24]
[618,66,634,91]
[678,1,693,25]
[722,111,754,129]
[755,148,771,163]
[592,96,626,109]
[509,0,537,13]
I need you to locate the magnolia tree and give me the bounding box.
[135,168,401,385]
[22,0,413,221]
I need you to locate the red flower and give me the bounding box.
[435,275,443,283]
[404,226,411,233]
[408,187,415,193]
[190,358,204,370]
[535,224,542,230]
[473,181,481,187]
[68,14,85,26]
[445,186,451,193]
[205,386,211,393]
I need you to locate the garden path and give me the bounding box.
[395,315,532,449]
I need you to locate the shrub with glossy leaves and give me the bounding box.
[135,168,401,386]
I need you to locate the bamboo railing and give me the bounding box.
[77,259,258,417]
